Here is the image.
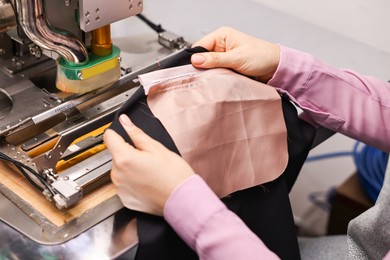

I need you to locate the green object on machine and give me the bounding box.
[56,46,121,93]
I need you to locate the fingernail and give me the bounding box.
[191,54,206,65]
[119,114,133,126]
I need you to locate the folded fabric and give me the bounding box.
[141,65,288,197]
[109,47,315,260]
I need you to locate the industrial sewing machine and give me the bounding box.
[0,0,189,252]
[0,2,339,259]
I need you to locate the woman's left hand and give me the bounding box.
[103,114,195,216]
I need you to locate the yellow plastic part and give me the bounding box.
[56,123,111,172]
[81,57,118,80]
[56,60,120,94]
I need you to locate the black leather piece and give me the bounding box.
[281,96,316,192]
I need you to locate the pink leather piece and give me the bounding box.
[140,65,288,197]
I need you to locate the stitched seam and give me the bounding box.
[302,59,317,89]
[310,63,390,109]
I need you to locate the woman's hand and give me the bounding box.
[191,26,280,82]
[103,114,195,216]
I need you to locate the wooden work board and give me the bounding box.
[0,160,119,237]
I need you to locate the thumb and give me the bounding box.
[118,114,156,152]
[191,52,231,69]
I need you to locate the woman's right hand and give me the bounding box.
[191,26,280,83]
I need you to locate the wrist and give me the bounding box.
[162,172,195,211]
[259,43,281,83]
[163,174,226,249]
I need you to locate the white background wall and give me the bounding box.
[251,0,390,54]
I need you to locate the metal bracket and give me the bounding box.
[51,177,83,209]
[158,31,190,50]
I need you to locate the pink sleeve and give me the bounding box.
[163,175,279,260]
[268,45,390,152]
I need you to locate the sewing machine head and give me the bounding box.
[0,0,149,209]
[1,0,143,93]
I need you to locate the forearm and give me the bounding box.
[164,175,278,260]
[268,45,390,152]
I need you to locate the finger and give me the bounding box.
[109,164,120,185]
[118,114,160,152]
[104,129,144,175]
[191,51,233,69]
[103,128,135,156]
[191,32,218,50]
[191,26,230,50]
